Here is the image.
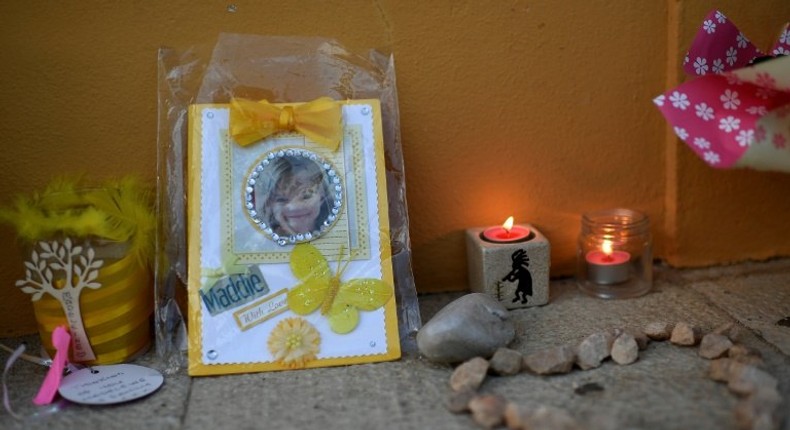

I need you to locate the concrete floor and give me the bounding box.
[1,260,789,429]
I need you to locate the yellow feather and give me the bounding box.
[0,177,155,267]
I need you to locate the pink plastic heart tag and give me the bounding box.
[33,325,70,405]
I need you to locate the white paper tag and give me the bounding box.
[58,364,164,405]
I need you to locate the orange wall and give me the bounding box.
[1,1,789,335]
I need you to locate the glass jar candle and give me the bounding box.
[577,208,652,299]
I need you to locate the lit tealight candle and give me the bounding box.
[481,216,531,243]
[585,240,630,285]
[467,217,550,308]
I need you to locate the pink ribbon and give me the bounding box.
[33,326,71,405]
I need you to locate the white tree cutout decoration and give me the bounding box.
[16,238,104,361]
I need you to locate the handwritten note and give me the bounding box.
[58,364,164,405]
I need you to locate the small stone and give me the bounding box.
[709,358,744,382]
[417,293,516,363]
[576,332,612,370]
[506,404,580,430]
[450,357,490,392]
[709,358,775,391]
[644,321,674,341]
[670,322,701,346]
[504,402,530,430]
[698,333,733,359]
[489,348,523,376]
[612,327,645,347]
[611,333,639,365]
[468,394,507,429]
[710,357,778,397]
[523,345,576,375]
[728,344,764,366]
[446,389,475,414]
[734,388,782,430]
[727,364,778,396]
[712,322,742,342]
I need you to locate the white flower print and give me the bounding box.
[755,125,766,142]
[694,137,711,150]
[755,72,777,89]
[773,133,787,149]
[703,20,716,34]
[781,28,790,45]
[726,47,738,66]
[695,102,714,121]
[720,89,740,110]
[773,46,790,56]
[725,73,742,85]
[683,55,689,65]
[704,151,721,165]
[653,95,666,107]
[712,58,725,74]
[719,116,741,132]
[735,129,754,147]
[674,127,689,140]
[715,11,727,24]
[669,91,690,110]
[736,32,749,49]
[756,87,775,100]
[693,57,709,75]
[746,106,767,116]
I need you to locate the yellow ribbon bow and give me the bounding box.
[229,97,343,151]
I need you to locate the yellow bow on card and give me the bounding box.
[229,97,343,151]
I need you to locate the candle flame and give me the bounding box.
[602,240,613,255]
[502,216,514,233]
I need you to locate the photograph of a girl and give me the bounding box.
[253,154,337,238]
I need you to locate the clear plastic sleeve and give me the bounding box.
[155,35,421,373]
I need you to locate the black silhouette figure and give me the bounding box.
[502,249,532,304]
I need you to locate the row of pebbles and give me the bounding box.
[446,321,782,430]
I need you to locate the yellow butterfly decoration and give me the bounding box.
[287,243,392,334]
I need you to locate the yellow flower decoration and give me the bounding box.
[267,317,321,368]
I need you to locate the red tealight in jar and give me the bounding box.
[577,208,652,299]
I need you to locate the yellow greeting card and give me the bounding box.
[187,98,400,375]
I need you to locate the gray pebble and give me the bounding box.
[450,357,490,392]
[489,347,523,376]
[523,345,576,375]
[644,321,674,341]
[576,332,612,370]
[611,333,639,365]
[670,321,701,346]
[698,333,733,360]
[469,394,507,429]
[417,293,516,363]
